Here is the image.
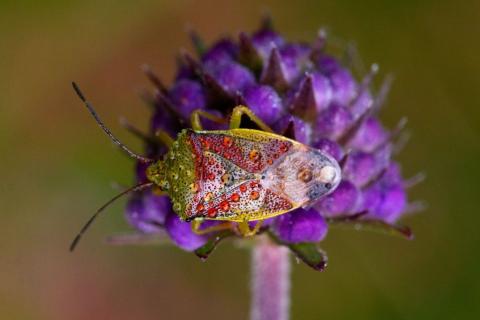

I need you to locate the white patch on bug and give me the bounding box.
[318,165,337,184]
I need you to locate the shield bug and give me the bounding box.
[70,82,341,251]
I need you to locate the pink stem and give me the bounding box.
[250,236,291,320]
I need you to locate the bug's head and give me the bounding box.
[146,161,169,191]
[263,146,341,207]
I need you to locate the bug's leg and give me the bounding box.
[190,109,228,131]
[237,220,263,237]
[191,219,234,235]
[229,105,273,132]
[154,129,174,148]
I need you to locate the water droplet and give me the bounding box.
[249,149,260,162]
[207,207,217,217]
[204,192,213,202]
[190,183,199,193]
[196,203,204,212]
[220,201,230,211]
[250,191,260,200]
[223,136,233,147]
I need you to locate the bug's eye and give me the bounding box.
[325,183,332,190]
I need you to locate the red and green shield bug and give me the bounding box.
[70,82,341,251]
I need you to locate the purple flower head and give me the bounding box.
[121,19,418,270]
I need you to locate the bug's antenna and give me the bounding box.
[72,82,153,164]
[69,181,153,252]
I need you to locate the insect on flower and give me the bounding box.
[69,82,342,251]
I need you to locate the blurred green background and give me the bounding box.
[1,0,479,319]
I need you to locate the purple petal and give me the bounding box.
[242,85,284,124]
[316,55,341,75]
[330,68,357,105]
[362,183,407,223]
[202,38,238,64]
[201,108,228,131]
[343,151,377,187]
[125,192,171,234]
[206,61,255,95]
[311,72,333,111]
[165,213,209,251]
[350,90,373,119]
[316,103,353,140]
[348,116,388,152]
[274,114,310,144]
[169,79,206,119]
[274,208,328,243]
[317,180,360,217]
[383,162,403,185]
[279,43,311,83]
[312,138,344,162]
[151,102,182,137]
[343,145,392,187]
[251,29,285,61]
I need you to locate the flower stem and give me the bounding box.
[250,235,291,320]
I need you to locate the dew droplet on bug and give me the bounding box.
[223,136,233,147]
[207,207,217,217]
[204,192,213,202]
[249,149,260,162]
[173,202,181,211]
[190,183,199,193]
[231,193,240,202]
[220,200,230,211]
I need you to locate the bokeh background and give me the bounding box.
[1,0,479,319]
